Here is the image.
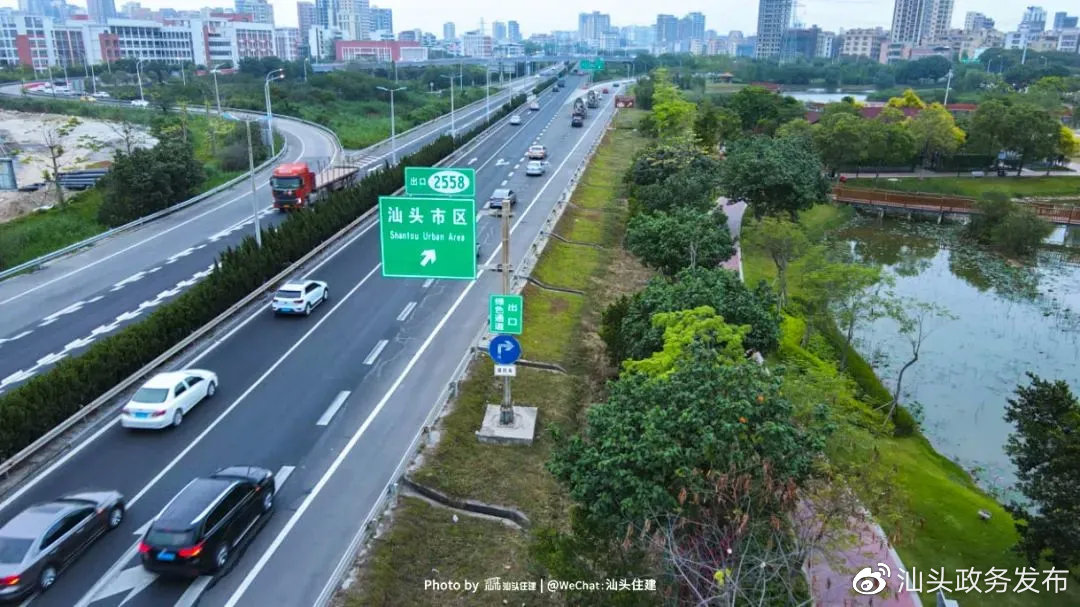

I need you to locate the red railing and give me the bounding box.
[832,186,1080,225]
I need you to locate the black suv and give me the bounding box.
[139,466,275,577]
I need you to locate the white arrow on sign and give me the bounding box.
[497,342,514,357]
[420,250,436,267]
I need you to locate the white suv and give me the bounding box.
[271,280,329,316]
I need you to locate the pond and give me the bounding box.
[785,90,870,104]
[838,217,1080,502]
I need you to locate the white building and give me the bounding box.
[275,27,301,61]
[462,30,492,58]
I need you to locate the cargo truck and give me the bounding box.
[571,97,586,127]
[270,162,360,211]
[586,90,599,108]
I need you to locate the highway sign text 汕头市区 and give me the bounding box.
[405,167,476,198]
[379,196,476,280]
[489,294,523,335]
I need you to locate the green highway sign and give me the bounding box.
[489,294,523,334]
[405,167,476,198]
[379,196,476,280]
[579,58,606,71]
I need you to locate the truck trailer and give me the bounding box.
[586,90,599,108]
[271,162,360,211]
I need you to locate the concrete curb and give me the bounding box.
[401,476,531,529]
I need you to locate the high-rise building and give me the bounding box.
[1052,11,1076,30]
[889,0,953,44]
[314,0,330,28]
[275,27,301,60]
[924,0,953,42]
[442,21,454,40]
[507,20,520,43]
[680,11,705,45]
[492,20,506,42]
[756,0,792,58]
[370,6,391,34]
[235,0,274,25]
[334,0,369,41]
[87,0,116,22]
[1018,6,1046,36]
[297,2,316,36]
[462,29,492,57]
[577,11,609,48]
[839,27,888,59]
[656,14,678,49]
[964,11,994,32]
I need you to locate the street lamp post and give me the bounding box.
[264,68,285,156]
[244,119,263,248]
[485,62,490,122]
[211,63,227,117]
[440,74,457,137]
[376,85,406,164]
[135,58,145,103]
[943,69,954,106]
[89,62,97,95]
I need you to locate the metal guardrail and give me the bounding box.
[313,89,616,607]
[0,82,541,483]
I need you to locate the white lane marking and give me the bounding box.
[316,392,350,426]
[42,300,85,322]
[275,465,295,491]
[1,369,34,388]
[500,180,507,186]
[90,322,120,337]
[513,163,520,169]
[362,339,388,365]
[147,266,161,273]
[36,352,65,366]
[507,172,514,177]
[71,265,381,607]
[467,157,477,165]
[0,330,31,345]
[116,310,141,323]
[174,576,212,607]
[64,336,95,352]
[0,218,382,517]
[87,295,105,304]
[83,561,158,606]
[421,279,433,288]
[111,271,146,291]
[396,301,417,322]
[495,158,508,166]
[225,89,615,607]
[165,247,195,264]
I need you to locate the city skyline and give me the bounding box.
[0,0,1076,38]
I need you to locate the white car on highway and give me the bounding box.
[121,370,218,429]
[271,280,329,316]
[525,160,546,176]
[509,115,522,125]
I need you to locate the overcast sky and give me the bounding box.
[2,0,1076,37]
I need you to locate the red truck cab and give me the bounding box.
[271,162,315,210]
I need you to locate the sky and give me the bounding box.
[1,0,1077,37]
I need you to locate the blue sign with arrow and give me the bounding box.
[488,335,521,365]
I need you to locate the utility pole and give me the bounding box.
[245,120,263,248]
[441,73,456,137]
[485,62,490,122]
[499,197,513,425]
[943,69,953,106]
[376,85,406,164]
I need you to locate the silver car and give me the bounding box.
[0,491,125,600]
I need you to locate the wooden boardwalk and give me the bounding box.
[832,186,1080,226]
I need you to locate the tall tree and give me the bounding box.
[625,208,735,276]
[1004,373,1080,572]
[886,88,926,109]
[881,299,954,428]
[650,69,696,139]
[744,216,809,312]
[39,116,81,206]
[719,135,830,219]
[812,112,867,174]
[908,102,965,165]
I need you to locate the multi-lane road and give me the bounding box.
[0,75,539,394]
[0,73,620,606]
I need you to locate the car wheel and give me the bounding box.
[261,488,274,513]
[213,544,229,572]
[107,505,124,529]
[207,381,216,398]
[322,289,329,303]
[304,303,312,316]
[38,564,57,592]
[172,409,183,427]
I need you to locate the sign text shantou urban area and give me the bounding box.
[404,167,476,198]
[379,196,476,280]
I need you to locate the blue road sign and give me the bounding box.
[488,335,522,365]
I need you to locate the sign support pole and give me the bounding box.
[500,204,513,425]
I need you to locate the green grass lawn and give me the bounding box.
[343,108,650,606]
[742,204,1080,607]
[847,175,1080,199]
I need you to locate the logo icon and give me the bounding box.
[852,563,891,596]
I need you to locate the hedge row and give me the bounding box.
[0,92,530,460]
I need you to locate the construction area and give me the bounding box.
[0,109,156,222]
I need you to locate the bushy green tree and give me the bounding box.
[719,135,830,219]
[625,208,734,276]
[744,217,809,311]
[967,193,1053,256]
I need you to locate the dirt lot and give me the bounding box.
[0,110,156,221]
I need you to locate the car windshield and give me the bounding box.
[529,162,541,168]
[132,387,169,404]
[491,190,510,199]
[271,177,302,189]
[0,537,32,564]
[276,290,302,299]
[146,529,194,547]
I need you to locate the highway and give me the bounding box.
[0,73,618,607]
[0,75,540,394]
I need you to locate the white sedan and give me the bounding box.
[525,160,546,176]
[121,370,218,429]
[509,115,522,125]
[271,280,329,316]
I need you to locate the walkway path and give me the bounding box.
[720,198,922,607]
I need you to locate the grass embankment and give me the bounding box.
[344,109,650,607]
[0,105,248,270]
[847,175,1080,200]
[743,204,1080,607]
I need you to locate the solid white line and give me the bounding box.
[316,392,350,426]
[396,301,417,322]
[421,279,433,288]
[223,91,615,607]
[174,576,212,607]
[0,219,380,515]
[362,340,388,365]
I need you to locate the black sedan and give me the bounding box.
[0,491,125,601]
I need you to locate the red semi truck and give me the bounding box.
[270,162,360,211]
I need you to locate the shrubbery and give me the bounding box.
[0,94,529,461]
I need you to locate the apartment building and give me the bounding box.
[839,27,888,59]
[274,26,300,61]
